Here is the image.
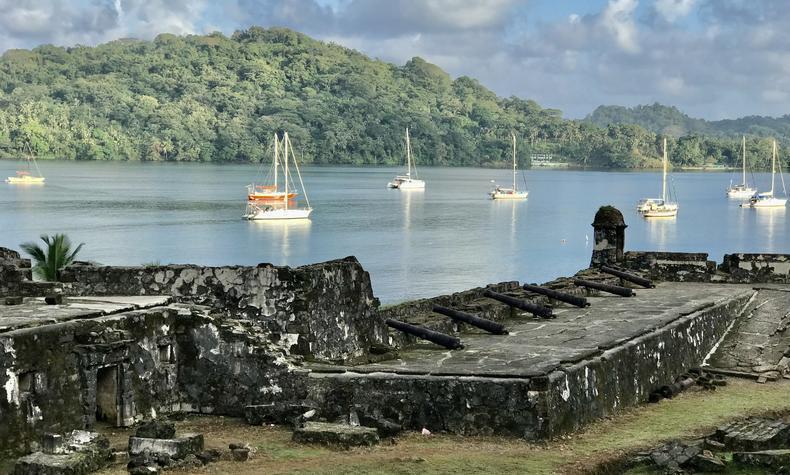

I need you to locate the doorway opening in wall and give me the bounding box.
[95,366,119,425]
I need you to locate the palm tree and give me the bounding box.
[20,234,84,281]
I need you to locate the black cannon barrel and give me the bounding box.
[482,290,554,318]
[432,305,508,335]
[522,283,590,308]
[573,279,635,297]
[600,266,655,288]
[385,318,464,349]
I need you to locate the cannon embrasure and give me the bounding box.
[572,279,635,297]
[385,318,464,349]
[432,305,508,335]
[482,289,554,319]
[600,266,655,288]
[521,283,590,308]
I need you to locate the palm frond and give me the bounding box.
[19,233,85,282]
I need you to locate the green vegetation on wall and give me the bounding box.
[0,27,784,169]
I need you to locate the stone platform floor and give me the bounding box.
[0,295,172,333]
[310,283,760,378]
[708,287,790,375]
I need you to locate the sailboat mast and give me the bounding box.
[771,140,776,196]
[274,133,279,189]
[284,132,289,211]
[406,128,411,178]
[742,135,746,185]
[512,134,517,190]
[662,137,668,201]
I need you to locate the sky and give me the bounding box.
[0,0,788,120]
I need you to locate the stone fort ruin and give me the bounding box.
[1,206,789,466]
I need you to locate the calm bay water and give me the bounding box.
[1,161,788,303]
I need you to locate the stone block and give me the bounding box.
[14,431,111,474]
[128,433,204,460]
[4,296,23,305]
[231,448,249,461]
[686,451,726,472]
[293,422,379,448]
[244,403,313,425]
[715,418,790,451]
[135,421,176,439]
[733,449,790,469]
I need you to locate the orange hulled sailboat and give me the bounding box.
[247,133,298,201]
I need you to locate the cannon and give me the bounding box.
[432,305,508,335]
[482,290,554,318]
[572,279,635,297]
[385,318,464,349]
[600,266,655,288]
[522,283,590,308]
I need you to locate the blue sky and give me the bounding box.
[0,0,788,120]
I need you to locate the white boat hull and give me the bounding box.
[490,190,528,200]
[6,176,45,184]
[244,208,313,220]
[742,198,787,208]
[642,208,678,218]
[389,178,425,189]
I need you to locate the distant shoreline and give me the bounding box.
[0,156,754,172]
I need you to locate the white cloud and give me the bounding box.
[600,0,640,53]
[655,0,695,23]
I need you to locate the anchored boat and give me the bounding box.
[726,136,755,198]
[742,140,787,208]
[490,134,528,200]
[638,138,678,218]
[6,144,45,184]
[247,133,298,201]
[244,132,312,220]
[388,128,425,190]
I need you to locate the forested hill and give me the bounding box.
[0,27,782,168]
[586,103,790,142]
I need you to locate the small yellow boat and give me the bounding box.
[6,171,45,184]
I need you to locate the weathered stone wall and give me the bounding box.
[621,251,790,284]
[622,251,716,282]
[719,253,790,283]
[305,372,540,438]
[542,292,752,437]
[0,247,32,297]
[60,257,386,363]
[0,306,194,458]
[176,319,310,417]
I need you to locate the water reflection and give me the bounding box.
[247,219,312,260]
[753,207,785,248]
[644,216,678,248]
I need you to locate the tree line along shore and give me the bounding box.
[0,27,787,170]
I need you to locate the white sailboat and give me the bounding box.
[726,136,755,198]
[742,140,787,208]
[6,143,45,184]
[387,128,425,190]
[638,138,678,218]
[244,132,312,220]
[490,134,528,200]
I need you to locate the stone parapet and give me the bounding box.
[719,253,790,283]
[59,256,385,362]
